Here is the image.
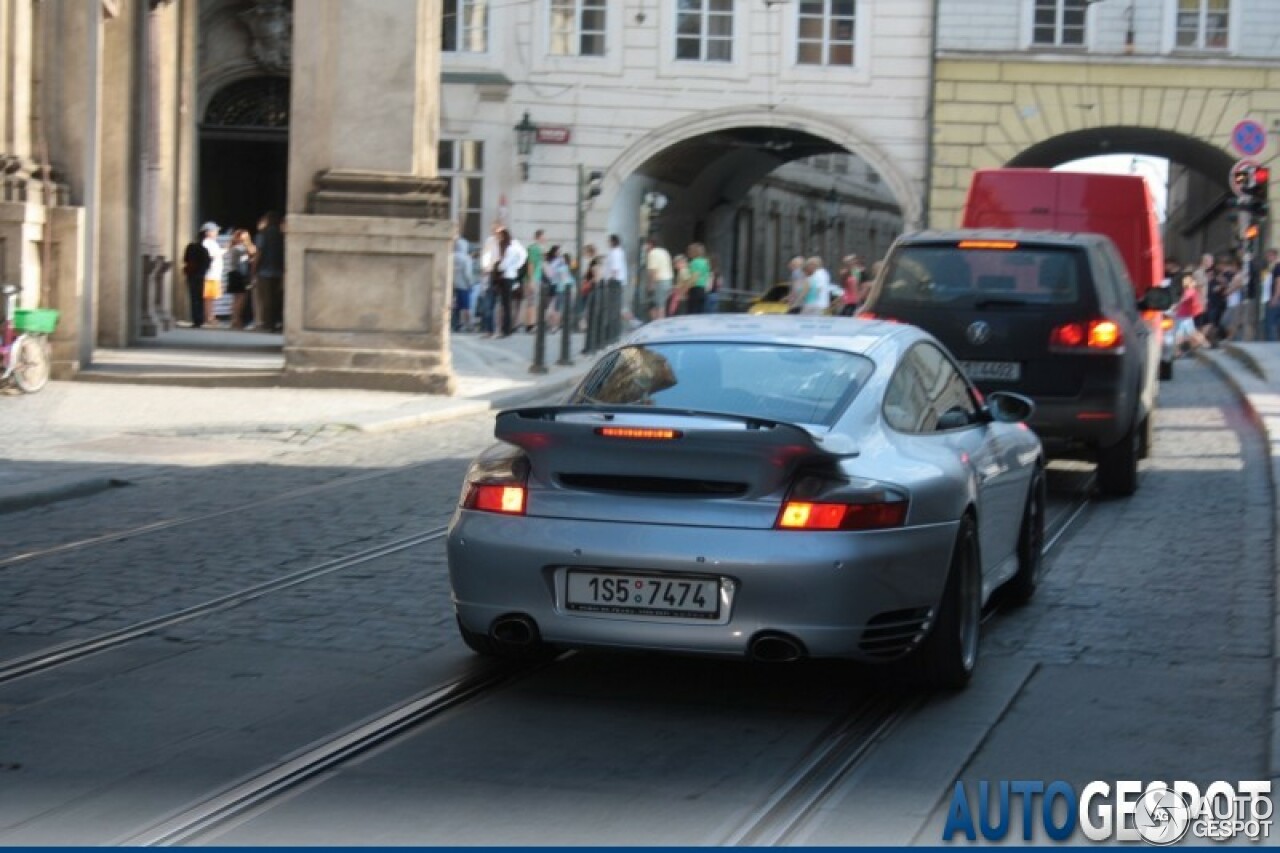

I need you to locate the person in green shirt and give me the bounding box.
[523,229,546,332]
[687,242,711,315]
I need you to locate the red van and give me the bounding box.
[962,168,1163,301]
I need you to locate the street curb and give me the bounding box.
[1195,346,1280,784]
[345,373,586,434]
[0,473,127,516]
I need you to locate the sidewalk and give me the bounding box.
[0,327,593,513]
[1195,342,1280,785]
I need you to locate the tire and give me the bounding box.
[912,516,981,690]
[1005,468,1045,606]
[1137,412,1154,461]
[12,335,50,393]
[1097,415,1140,497]
[1159,358,1173,381]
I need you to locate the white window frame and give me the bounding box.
[1163,0,1236,52]
[795,0,858,68]
[1027,0,1089,48]
[657,0,749,81]
[674,0,735,64]
[442,0,489,55]
[777,0,869,85]
[439,139,486,245]
[549,0,607,58]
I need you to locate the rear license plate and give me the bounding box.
[961,360,1021,382]
[566,571,720,619]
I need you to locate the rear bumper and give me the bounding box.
[447,511,959,661]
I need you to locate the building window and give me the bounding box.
[439,140,485,243]
[550,0,606,56]
[797,0,855,66]
[1175,0,1230,49]
[676,0,733,62]
[1031,0,1086,46]
[443,0,488,53]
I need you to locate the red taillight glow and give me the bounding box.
[595,426,682,440]
[958,240,1019,250]
[1088,320,1122,349]
[465,484,526,515]
[859,312,900,323]
[1050,319,1124,351]
[1161,315,1174,331]
[776,500,908,531]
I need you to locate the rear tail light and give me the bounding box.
[859,311,900,323]
[461,451,529,515]
[775,500,908,531]
[1160,315,1174,332]
[464,484,526,515]
[1049,319,1124,352]
[596,426,682,440]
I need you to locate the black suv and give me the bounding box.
[861,229,1169,496]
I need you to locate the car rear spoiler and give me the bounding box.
[494,406,858,495]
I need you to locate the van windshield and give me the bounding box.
[879,246,1084,308]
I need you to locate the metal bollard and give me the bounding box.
[557,285,574,366]
[530,278,548,374]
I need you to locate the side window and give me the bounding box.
[884,344,979,434]
[1096,243,1135,313]
[915,343,980,431]
[884,349,932,433]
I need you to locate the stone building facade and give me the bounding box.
[931,0,1280,262]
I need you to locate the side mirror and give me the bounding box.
[1141,287,1173,312]
[985,391,1035,424]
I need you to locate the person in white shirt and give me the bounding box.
[801,256,832,315]
[201,222,224,328]
[604,234,629,340]
[494,228,527,337]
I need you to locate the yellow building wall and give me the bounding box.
[930,58,1280,229]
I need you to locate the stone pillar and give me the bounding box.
[283,0,454,393]
[97,0,143,348]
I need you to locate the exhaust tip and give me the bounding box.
[490,614,539,647]
[749,631,807,663]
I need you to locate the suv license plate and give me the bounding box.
[962,360,1021,382]
[566,571,720,619]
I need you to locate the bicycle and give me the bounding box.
[2,283,56,393]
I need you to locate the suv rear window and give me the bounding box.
[570,343,874,427]
[879,245,1086,308]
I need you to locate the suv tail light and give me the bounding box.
[1049,319,1124,352]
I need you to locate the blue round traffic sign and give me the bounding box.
[1232,120,1267,157]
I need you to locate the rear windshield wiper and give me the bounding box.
[973,298,1031,309]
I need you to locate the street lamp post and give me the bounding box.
[514,111,537,181]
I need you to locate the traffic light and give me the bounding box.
[586,170,604,200]
[1240,164,1270,217]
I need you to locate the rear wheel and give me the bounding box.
[1097,415,1141,497]
[12,335,50,393]
[1005,469,1045,606]
[912,516,981,690]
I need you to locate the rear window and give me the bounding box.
[569,342,874,427]
[878,245,1086,308]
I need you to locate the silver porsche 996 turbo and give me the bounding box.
[447,315,1044,689]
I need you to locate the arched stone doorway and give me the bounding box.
[199,76,289,232]
[605,108,912,294]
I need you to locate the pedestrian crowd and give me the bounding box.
[450,220,883,347]
[1168,247,1280,356]
[180,212,286,332]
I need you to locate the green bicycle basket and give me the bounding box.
[12,308,59,334]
